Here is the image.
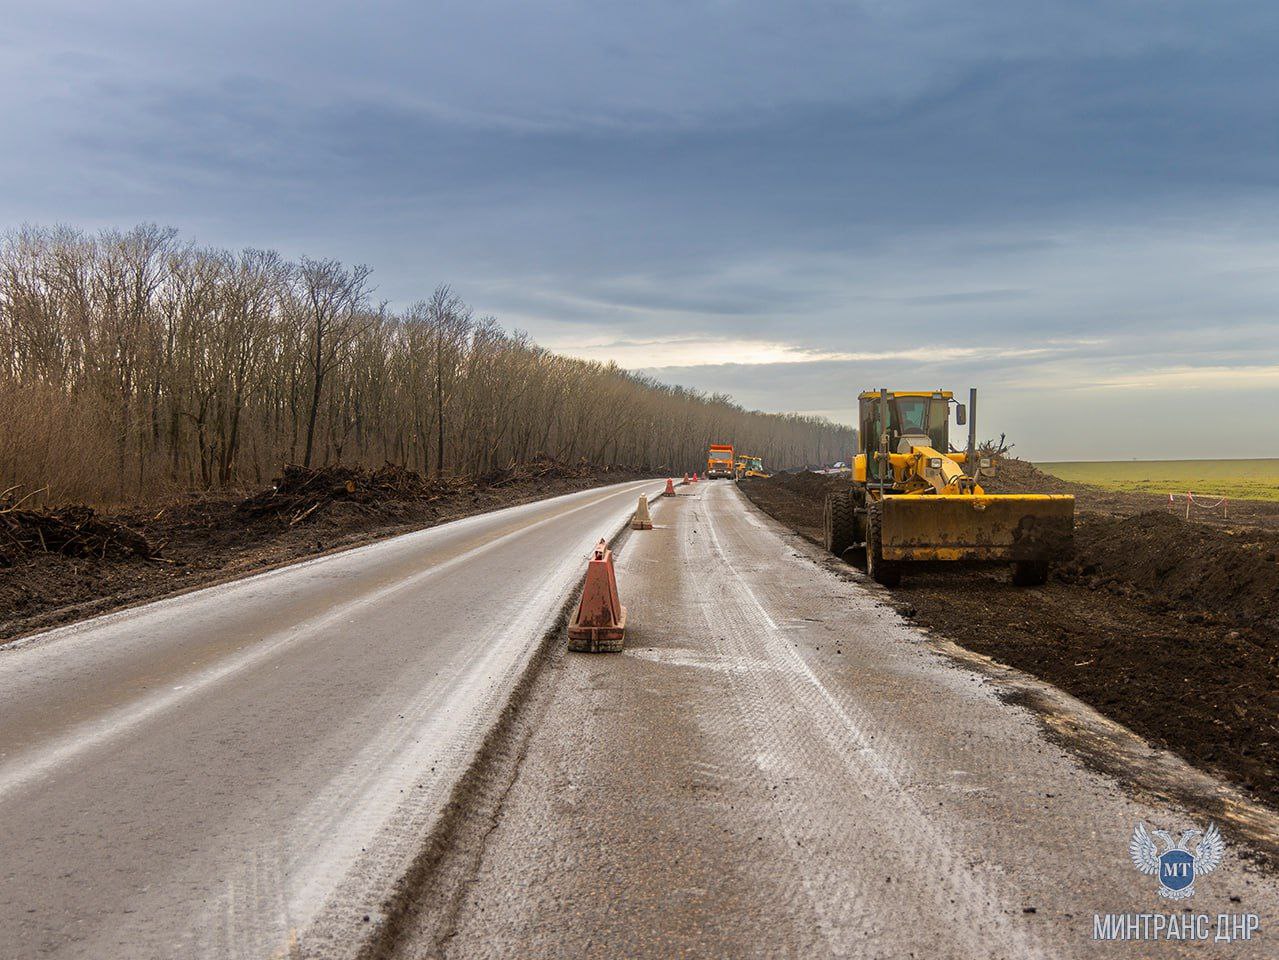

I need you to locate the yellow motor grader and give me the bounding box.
[823,389,1074,587]
[734,455,770,479]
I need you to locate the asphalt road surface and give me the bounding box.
[392,480,1279,959]
[0,479,664,960]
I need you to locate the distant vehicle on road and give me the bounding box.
[734,455,770,479]
[707,443,735,479]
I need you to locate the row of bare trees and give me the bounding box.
[0,225,854,506]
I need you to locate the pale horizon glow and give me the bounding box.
[544,336,1098,370]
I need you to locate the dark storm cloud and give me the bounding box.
[2,1,1278,455]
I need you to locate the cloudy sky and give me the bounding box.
[4,1,1278,459]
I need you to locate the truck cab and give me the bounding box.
[707,444,735,479]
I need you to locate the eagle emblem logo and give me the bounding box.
[1129,822,1224,899]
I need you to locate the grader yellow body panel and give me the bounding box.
[879,494,1075,562]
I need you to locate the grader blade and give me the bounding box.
[879,494,1074,562]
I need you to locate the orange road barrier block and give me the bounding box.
[664,478,677,497]
[692,472,700,482]
[568,539,627,653]
[631,494,653,530]
[682,473,691,485]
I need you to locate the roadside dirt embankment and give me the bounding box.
[0,457,654,642]
[740,464,1279,812]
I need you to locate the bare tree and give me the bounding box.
[426,284,468,476]
[296,257,372,468]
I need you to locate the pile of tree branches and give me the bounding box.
[478,454,606,488]
[0,489,159,565]
[978,434,1015,457]
[237,456,634,526]
[237,463,466,525]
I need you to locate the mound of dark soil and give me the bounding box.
[980,458,1076,496]
[1066,511,1279,631]
[738,472,842,542]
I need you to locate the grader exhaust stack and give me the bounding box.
[822,389,1074,587]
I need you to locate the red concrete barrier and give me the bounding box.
[568,539,627,653]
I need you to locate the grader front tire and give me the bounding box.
[866,503,902,588]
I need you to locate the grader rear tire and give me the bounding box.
[866,502,902,587]
[823,490,856,556]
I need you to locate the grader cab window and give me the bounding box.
[889,397,948,450]
[927,398,950,450]
[895,397,929,435]
[861,395,951,479]
[894,397,949,450]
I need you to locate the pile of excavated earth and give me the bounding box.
[0,456,651,642]
[739,462,1279,811]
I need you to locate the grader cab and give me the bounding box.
[822,389,1074,587]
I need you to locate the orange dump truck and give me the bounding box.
[707,443,735,479]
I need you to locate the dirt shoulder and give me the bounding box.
[739,465,1279,812]
[0,458,654,643]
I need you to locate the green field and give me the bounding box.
[1036,458,1279,502]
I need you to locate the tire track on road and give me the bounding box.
[694,483,1049,959]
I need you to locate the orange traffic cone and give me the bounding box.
[631,494,653,530]
[568,539,627,652]
[693,471,700,483]
[664,478,676,497]
[682,473,690,485]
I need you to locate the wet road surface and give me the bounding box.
[0,479,663,960]
[398,480,1279,959]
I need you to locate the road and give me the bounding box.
[393,480,1279,959]
[0,479,664,960]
